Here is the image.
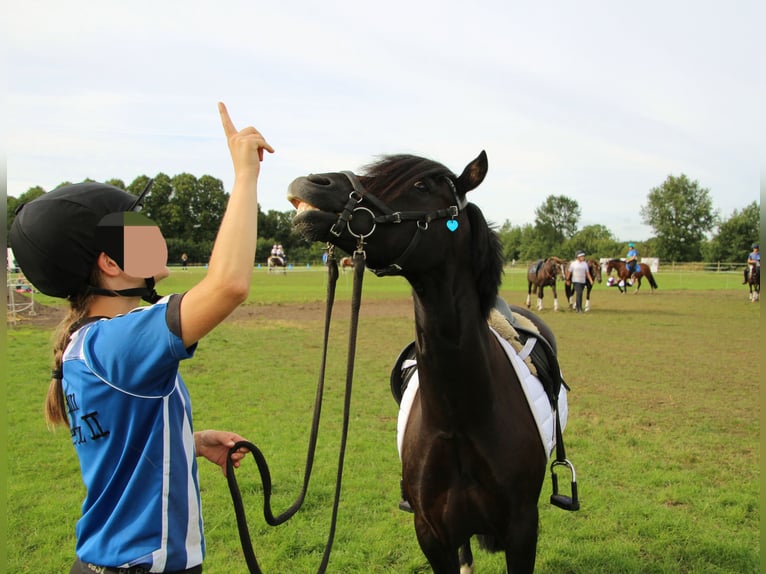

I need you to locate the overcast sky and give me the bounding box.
[6,0,762,241]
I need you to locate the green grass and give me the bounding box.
[6,268,760,573]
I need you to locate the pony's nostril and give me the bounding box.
[307,174,333,186]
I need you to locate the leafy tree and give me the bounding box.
[640,174,716,262]
[497,220,524,262]
[703,201,760,263]
[192,175,228,244]
[533,195,581,254]
[562,224,621,259]
[104,178,127,190]
[7,186,46,245]
[132,173,174,233]
[517,224,550,261]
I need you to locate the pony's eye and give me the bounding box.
[414,181,428,192]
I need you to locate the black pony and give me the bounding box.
[288,151,574,573]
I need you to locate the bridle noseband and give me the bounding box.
[330,170,465,276]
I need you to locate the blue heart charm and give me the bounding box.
[446,219,458,232]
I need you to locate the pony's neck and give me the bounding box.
[408,270,497,416]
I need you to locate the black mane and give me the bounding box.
[466,203,504,318]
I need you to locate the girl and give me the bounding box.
[9,103,273,573]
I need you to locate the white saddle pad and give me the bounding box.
[397,327,568,460]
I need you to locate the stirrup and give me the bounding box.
[550,459,580,511]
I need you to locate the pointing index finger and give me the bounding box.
[218,101,237,137]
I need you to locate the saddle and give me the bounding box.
[529,259,545,276]
[389,297,568,410]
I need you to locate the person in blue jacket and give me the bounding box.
[743,243,760,284]
[9,103,273,574]
[625,242,639,274]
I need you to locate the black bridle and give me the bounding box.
[225,248,366,574]
[330,171,465,276]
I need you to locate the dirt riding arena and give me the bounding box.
[7,290,415,329]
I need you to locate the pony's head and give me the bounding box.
[605,259,623,274]
[289,151,504,316]
[589,259,603,283]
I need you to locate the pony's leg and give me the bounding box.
[414,517,461,574]
[552,285,559,311]
[504,506,539,574]
[526,283,532,309]
[584,288,591,311]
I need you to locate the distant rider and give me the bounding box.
[270,243,285,265]
[626,242,639,274]
[743,243,760,284]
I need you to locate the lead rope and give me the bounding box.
[225,246,366,573]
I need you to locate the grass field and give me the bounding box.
[6,266,761,573]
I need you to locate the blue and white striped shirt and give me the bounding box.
[62,294,202,571]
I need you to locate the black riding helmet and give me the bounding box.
[9,181,162,302]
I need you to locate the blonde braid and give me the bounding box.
[46,266,101,428]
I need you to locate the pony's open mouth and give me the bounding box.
[288,196,341,218]
[289,198,316,214]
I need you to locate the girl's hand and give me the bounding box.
[218,101,274,179]
[195,429,251,476]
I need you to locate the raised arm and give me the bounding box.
[178,103,274,347]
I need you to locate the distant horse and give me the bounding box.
[267,255,287,274]
[527,257,566,311]
[605,259,658,294]
[339,256,355,273]
[289,151,574,573]
[565,259,602,312]
[747,265,760,302]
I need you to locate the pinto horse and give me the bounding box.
[565,259,602,311]
[746,265,760,302]
[267,255,287,274]
[526,257,566,311]
[339,256,355,273]
[288,151,573,574]
[605,259,658,294]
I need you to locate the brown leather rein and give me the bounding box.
[225,247,367,573]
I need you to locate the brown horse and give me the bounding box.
[526,257,566,311]
[605,259,658,294]
[267,255,287,274]
[746,265,760,302]
[564,259,602,311]
[288,151,574,573]
[339,256,355,273]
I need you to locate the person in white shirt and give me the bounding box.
[566,250,594,313]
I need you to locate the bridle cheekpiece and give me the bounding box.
[330,171,464,276]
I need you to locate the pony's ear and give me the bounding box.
[455,151,488,194]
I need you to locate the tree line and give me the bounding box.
[7,172,759,267]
